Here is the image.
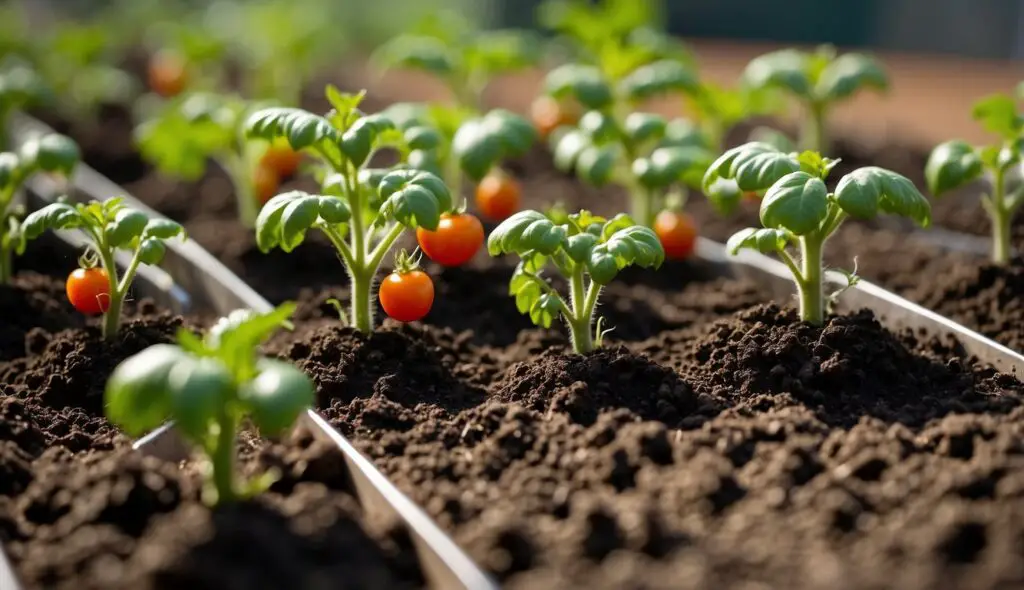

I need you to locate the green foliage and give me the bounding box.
[21,198,184,338]
[452,110,537,180]
[0,59,52,126]
[488,209,663,353]
[106,304,314,504]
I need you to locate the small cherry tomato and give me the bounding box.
[416,213,484,267]
[148,51,188,98]
[66,268,111,315]
[743,191,761,203]
[475,173,520,222]
[255,165,280,204]
[259,140,302,177]
[379,269,434,322]
[654,210,698,260]
[531,95,577,139]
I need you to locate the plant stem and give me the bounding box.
[98,247,121,341]
[990,168,1012,265]
[224,154,258,228]
[348,268,374,333]
[567,271,595,354]
[797,235,824,325]
[209,412,237,504]
[801,101,827,153]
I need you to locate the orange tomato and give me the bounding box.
[416,212,484,267]
[743,191,761,203]
[475,173,521,222]
[654,210,698,260]
[148,51,188,98]
[379,270,434,322]
[259,141,302,177]
[66,268,111,315]
[531,95,577,139]
[255,165,280,204]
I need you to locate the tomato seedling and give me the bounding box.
[21,198,185,339]
[926,91,1024,264]
[246,87,453,333]
[742,45,888,152]
[705,142,930,324]
[135,93,275,227]
[488,209,664,353]
[416,211,484,266]
[373,12,541,111]
[105,304,314,505]
[379,250,434,322]
[0,133,79,283]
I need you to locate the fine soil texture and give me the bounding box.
[1,412,424,590]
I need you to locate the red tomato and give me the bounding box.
[255,165,280,204]
[416,213,484,267]
[379,270,434,322]
[148,51,188,98]
[654,211,698,260]
[259,141,302,177]
[531,95,577,139]
[66,268,111,315]
[475,173,520,222]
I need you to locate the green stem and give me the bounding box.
[801,101,827,153]
[209,411,238,504]
[223,154,258,228]
[797,235,824,325]
[567,270,594,354]
[991,168,1012,265]
[98,247,122,341]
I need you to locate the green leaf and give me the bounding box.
[759,171,829,235]
[452,110,536,181]
[144,218,185,240]
[18,133,79,176]
[552,129,591,172]
[207,304,296,354]
[245,108,340,153]
[815,53,888,102]
[167,357,232,441]
[404,126,442,151]
[20,202,85,240]
[564,232,599,263]
[372,35,457,77]
[530,292,564,328]
[106,208,148,248]
[340,113,396,167]
[703,142,800,193]
[834,167,931,226]
[406,149,443,177]
[623,112,667,144]
[587,225,664,284]
[972,94,1023,139]
[575,145,618,186]
[619,60,699,102]
[743,49,812,97]
[578,110,618,142]
[104,344,188,437]
[255,191,352,253]
[137,238,167,265]
[241,359,314,436]
[661,118,712,150]
[726,227,794,255]
[633,146,712,189]
[705,177,743,216]
[544,64,613,110]
[487,210,567,256]
[466,29,542,77]
[377,170,452,230]
[925,140,983,195]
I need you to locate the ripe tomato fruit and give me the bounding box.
[379,270,434,322]
[416,213,484,267]
[254,165,280,204]
[654,210,698,260]
[475,173,520,222]
[148,51,188,98]
[259,140,302,177]
[66,268,111,315]
[531,95,576,139]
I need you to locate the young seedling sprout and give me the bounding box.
[373,13,541,111]
[487,209,664,353]
[705,142,930,325]
[105,304,314,505]
[21,198,185,339]
[0,132,79,283]
[135,93,274,227]
[742,45,888,153]
[246,87,453,332]
[926,90,1024,264]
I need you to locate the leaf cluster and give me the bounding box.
[742,46,888,105]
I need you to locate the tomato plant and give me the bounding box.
[653,210,697,260]
[416,212,484,266]
[22,198,184,339]
[66,267,111,315]
[475,172,521,221]
[106,304,313,505]
[379,251,434,322]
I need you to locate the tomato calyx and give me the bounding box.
[390,248,423,275]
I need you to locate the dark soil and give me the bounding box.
[0,409,423,589]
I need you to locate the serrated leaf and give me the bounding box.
[20,202,85,239]
[620,60,699,102]
[487,210,567,256]
[815,53,888,102]
[255,191,352,253]
[634,146,712,189]
[530,292,564,328]
[245,107,339,153]
[743,49,812,97]
[544,64,613,109]
[925,140,983,195]
[834,167,931,226]
[703,142,800,192]
[340,113,396,167]
[587,225,664,284]
[377,170,452,230]
[726,227,794,255]
[759,171,829,235]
